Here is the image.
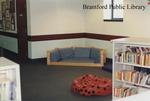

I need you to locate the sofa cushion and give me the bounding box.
[74,47,91,58]
[59,48,74,59]
[90,48,100,63]
[61,57,95,63]
[50,50,61,62]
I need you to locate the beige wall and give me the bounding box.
[85,0,150,58]
[26,0,86,59]
[26,0,150,59]
[27,0,85,35]
[85,0,150,37]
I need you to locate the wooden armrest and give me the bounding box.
[47,48,59,65]
[100,49,107,66]
[47,50,51,65]
[101,49,106,63]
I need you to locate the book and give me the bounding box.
[145,75,150,86]
[115,46,150,66]
[140,73,147,85]
[114,87,138,98]
[115,70,150,87]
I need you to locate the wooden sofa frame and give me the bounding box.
[47,47,106,67]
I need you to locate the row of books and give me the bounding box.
[114,87,138,98]
[124,46,150,54]
[115,46,150,66]
[116,52,150,66]
[0,72,16,101]
[115,70,150,86]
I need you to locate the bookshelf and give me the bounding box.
[0,57,21,101]
[112,38,150,101]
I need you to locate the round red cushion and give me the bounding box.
[72,74,112,96]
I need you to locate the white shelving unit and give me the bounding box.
[0,57,21,101]
[112,38,150,101]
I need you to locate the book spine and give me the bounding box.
[114,87,138,98]
[115,46,150,66]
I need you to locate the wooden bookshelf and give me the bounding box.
[112,38,150,101]
[116,79,150,89]
[115,62,150,69]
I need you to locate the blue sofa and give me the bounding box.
[47,47,106,67]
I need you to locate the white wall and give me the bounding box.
[0,35,18,53]
[28,38,86,59]
[85,39,112,58]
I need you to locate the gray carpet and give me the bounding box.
[20,62,112,101]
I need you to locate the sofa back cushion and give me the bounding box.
[59,48,74,59]
[74,47,91,58]
[90,48,100,63]
[50,49,61,62]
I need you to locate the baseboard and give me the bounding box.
[27,58,47,64]
[0,48,19,63]
[28,58,112,64]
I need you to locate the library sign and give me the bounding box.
[83,4,146,11]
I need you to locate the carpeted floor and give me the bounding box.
[20,62,112,101]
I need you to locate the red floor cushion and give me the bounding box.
[72,74,112,96]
